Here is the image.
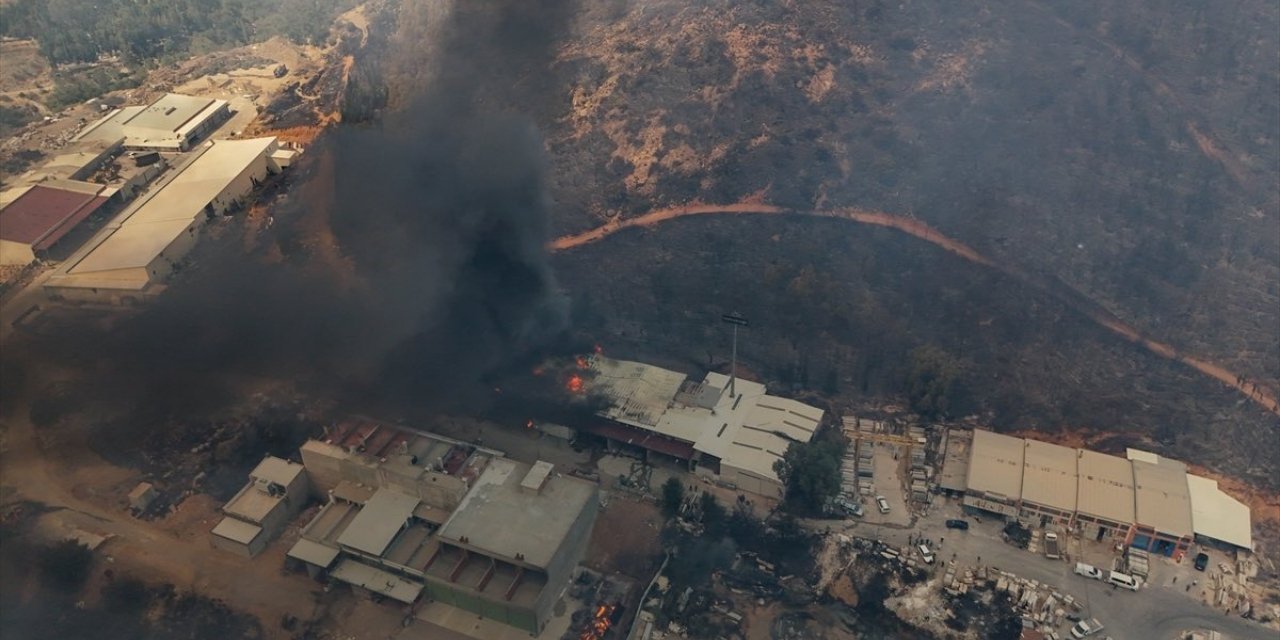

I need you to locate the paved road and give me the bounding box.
[816,502,1274,640]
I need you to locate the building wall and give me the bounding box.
[301,441,348,497]
[0,239,35,266]
[422,578,539,635]
[210,530,265,558]
[207,145,273,216]
[719,464,783,500]
[378,465,469,512]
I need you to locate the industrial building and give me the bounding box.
[76,93,231,151]
[954,429,1252,558]
[579,356,825,499]
[212,456,310,558]
[0,180,116,265]
[284,420,600,636]
[45,137,295,302]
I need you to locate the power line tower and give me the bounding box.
[721,312,749,397]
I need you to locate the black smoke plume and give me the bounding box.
[5,1,578,420]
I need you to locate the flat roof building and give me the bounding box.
[46,137,287,302]
[1019,440,1078,523]
[1186,475,1253,550]
[1075,449,1136,531]
[287,421,600,636]
[956,430,1252,557]
[211,456,310,558]
[76,93,231,151]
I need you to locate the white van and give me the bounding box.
[1073,562,1104,580]
[917,544,935,564]
[1107,571,1141,591]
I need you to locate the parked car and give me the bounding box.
[917,544,935,564]
[1194,552,1209,571]
[1070,618,1105,638]
[1074,562,1104,580]
[945,519,969,530]
[837,498,864,518]
[1044,531,1061,559]
[875,495,890,514]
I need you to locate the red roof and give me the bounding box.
[0,184,109,250]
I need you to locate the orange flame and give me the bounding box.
[526,420,535,429]
[576,355,589,369]
[579,603,615,640]
[567,374,584,394]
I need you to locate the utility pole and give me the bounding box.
[721,312,749,397]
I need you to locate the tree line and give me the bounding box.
[0,0,356,66]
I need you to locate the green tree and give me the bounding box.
[699,492,726,537]
[660,477,685,518]
[904,345,963,419]
[773,428,846,514]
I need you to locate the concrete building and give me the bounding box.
[287,420,599,635]
[579,356,824,499]
[45,137,293,303]
[957,430,1252,557]
[76,93,231,151]
[0,181,115,265]
[427,458,599,634]
[211,456,310,558]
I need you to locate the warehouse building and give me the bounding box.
[957,430,1252,557]
[0,180,116,265]
[76,93,231,151]
[1018,440,1079,526]
[285,420,600,635]
[211,456,310,558]
[45,137,293,302]
[579,356,824,499]
[1074,449,1137,541]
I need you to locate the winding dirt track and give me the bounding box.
[551,204,1280,417]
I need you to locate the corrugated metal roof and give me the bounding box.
[212,517,262,545]
[336,488,418,556]
[1131,458,1193,538]
[287,538,340,569]
[1076,449,1135,524]
[966,429,1025,499]
[0,183,109,248]
[330,559,422,604]
[1020,440,1078,512]
[1186,475,1252,549]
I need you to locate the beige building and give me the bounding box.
[957,429,1252,558]
[45,137,295,303]
[76,93,231,151]
[211,456,310,558]
[286,420,600,636]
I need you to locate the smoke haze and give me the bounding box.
[8,0,578,418]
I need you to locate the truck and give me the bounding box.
[1044,531,1061,560]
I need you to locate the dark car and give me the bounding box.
[945,519,970,530]
[1194,553,1209,571]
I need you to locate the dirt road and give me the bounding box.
[550,203,1280,418]
[0,401,320,639]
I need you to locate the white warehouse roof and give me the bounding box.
[966,429,1025,499]
[1186,475,1253,550]
[337,488,418,556]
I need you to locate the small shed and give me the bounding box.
[128,482,158,512]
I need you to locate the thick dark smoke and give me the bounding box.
[7,1,578,419]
